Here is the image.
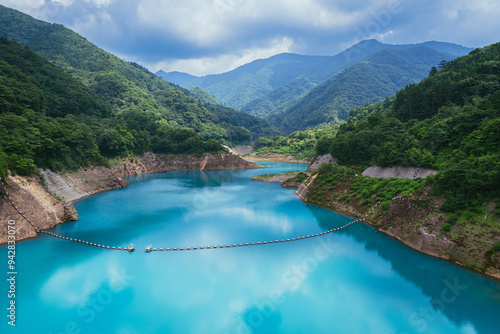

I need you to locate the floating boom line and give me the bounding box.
[0,177,380,253]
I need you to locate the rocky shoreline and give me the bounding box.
[288,174,499,280]
[0,153,261,244]
[249,154,499,279]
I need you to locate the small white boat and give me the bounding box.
[128,243,135,252]
[145,245,153,253]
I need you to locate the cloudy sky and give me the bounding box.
[1,0,499,75]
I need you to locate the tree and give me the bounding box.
[438,60,449,70]
[8,153,19,170]
[0,151,8,180]
[429,66,438,76]
[315,135,334,155]
[15,157,36,176]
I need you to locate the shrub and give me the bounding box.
[448,213,459,224]
[442,223,451,232]
[489,242,500,254]
[297,172,308,182]
[339,194,350,202]
[361,199,373,206]
[318,162,334,174]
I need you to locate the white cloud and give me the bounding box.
[52,0,73,7]
[136,0,232,47]
[399,0,500,48]
[0,0,45,12]
[147,36,294,76]
[71,9,118,37]
[84,0,112,7]
[1,0,499,75]
[135,0,383,49]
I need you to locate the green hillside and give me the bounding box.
[242,76,317,118]
[0,38,110,118]
[0,4,273,144]
[0,37,229,180]
[241,39,399,118]
[157,70,198,86]
[321,42,500,211]
[188,87,279,139]
[270,46,457,133]
[164,39,471,120]
[175,53,330,110]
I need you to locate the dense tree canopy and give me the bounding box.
[317,42,500,211]
[0,38,227,178]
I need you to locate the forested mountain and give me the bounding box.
[270,46,456,133]
[0,37,231,179]
[0,38,110,118]
[0,4,274,143]
[242,39,446,118]
[162,53,330,110]
[159,39,472,119]
[320,42,500,211]
[188,87,279,139]
[157,70,198,87]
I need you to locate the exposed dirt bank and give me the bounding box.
[0,174,78,244]
[0,153,261,244]
[243,153,312,164]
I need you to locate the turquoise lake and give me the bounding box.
[2,161,500,333]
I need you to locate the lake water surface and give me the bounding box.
[2,161,500,333]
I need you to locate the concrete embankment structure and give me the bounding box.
[307,154,337,172]
[362,166,438,179]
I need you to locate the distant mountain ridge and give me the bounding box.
[156,70,198,87]
[157,39,473,117]
[269,46,458,133]
[160,53,330,110]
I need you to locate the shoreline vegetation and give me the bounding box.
[0,152,261,244]
[250,155,500,280]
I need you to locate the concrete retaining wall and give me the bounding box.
[362,166,438,179]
